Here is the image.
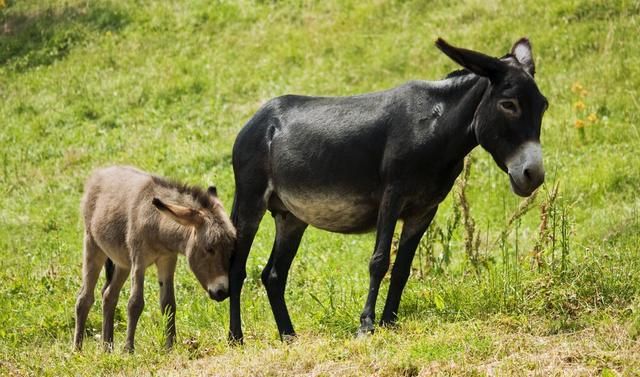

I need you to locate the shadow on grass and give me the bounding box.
[0,2,129,71]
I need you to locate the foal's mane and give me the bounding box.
[151,175,213,209]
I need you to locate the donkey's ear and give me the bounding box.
[511,37,535,76]
[152,197,203,227]
[207,186,218,197]
[435,38,506,80]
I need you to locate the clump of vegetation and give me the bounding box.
[571,82,602,143]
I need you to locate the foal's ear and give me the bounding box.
[152,197,204,227]
[207,186,218,197]
[435,38,506,80]
[511,37,535,76]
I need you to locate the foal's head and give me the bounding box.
[152,186,236,301]
[436,38,548,197]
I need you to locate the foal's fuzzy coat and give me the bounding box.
[74,166,235,352]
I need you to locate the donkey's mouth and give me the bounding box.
[509,174,534,197]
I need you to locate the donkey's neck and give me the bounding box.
[157,217,193,254]
[430,74,487,164]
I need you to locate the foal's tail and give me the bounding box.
[101,258,115,295]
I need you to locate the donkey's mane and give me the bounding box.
[151,175,213,209]
[445,68,471,78]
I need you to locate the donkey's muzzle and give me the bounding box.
[506,141,544,197]
[208,287,229,302]
[208,275,230,301]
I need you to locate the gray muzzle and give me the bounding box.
[506,141,544,197]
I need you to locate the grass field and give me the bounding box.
[1,0,640,375]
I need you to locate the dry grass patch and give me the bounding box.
[158,319,639,377]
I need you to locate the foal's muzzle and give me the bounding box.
[506,141,544,197]
[207,276,230,302]
[208,287,229,302]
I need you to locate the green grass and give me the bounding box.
[1,0,640,375]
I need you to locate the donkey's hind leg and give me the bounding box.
[74,233,107,350]
[228,190,267,344]
[261,211,307,341]
[102,264,129,352]
[156,255,177,349]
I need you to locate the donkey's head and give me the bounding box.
[436,38,548,197]
[152,186,236,301]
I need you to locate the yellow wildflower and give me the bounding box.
[574,119,585,129]
[580,89,588,97]
[0,0,5,9]
[587,113,598,123]
[574,101,586,111]
[571,82,583,93]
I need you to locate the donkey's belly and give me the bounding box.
[277,190,378,233]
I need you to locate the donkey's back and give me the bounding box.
[81,166,156,266]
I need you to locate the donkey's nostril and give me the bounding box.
[521,164,544,188]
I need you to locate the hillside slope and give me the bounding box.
[1,1,639,375]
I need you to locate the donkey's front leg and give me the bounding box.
[156,255,177,349]
[357,187,401,337]
[380,207,437,326]
[124,263,146,353]
[102,265,129,352]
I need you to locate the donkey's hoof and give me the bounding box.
[355,327,374,338]
[281,333,297,343]
[228,332,244,346]
[379,318,398,328]
[103,342,114,353]
[356,320,375,338]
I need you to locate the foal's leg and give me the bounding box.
[74,233,107,350]
[357,187,401,336]
[229,192,267,344]
[124,258,146,353]
[380,208,437,326]
[261,212,307,340]
[156,255,178,349]
[102,265,129,352]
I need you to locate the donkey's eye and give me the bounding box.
[498,99,520,116]
[206,247,216,255]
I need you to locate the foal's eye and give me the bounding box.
[206,247,216,255]
[498,99,521,116]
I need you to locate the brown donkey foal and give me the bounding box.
[74,166,236,352]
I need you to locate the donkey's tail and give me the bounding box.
[230,190,239,227]
[101,258,115,295]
